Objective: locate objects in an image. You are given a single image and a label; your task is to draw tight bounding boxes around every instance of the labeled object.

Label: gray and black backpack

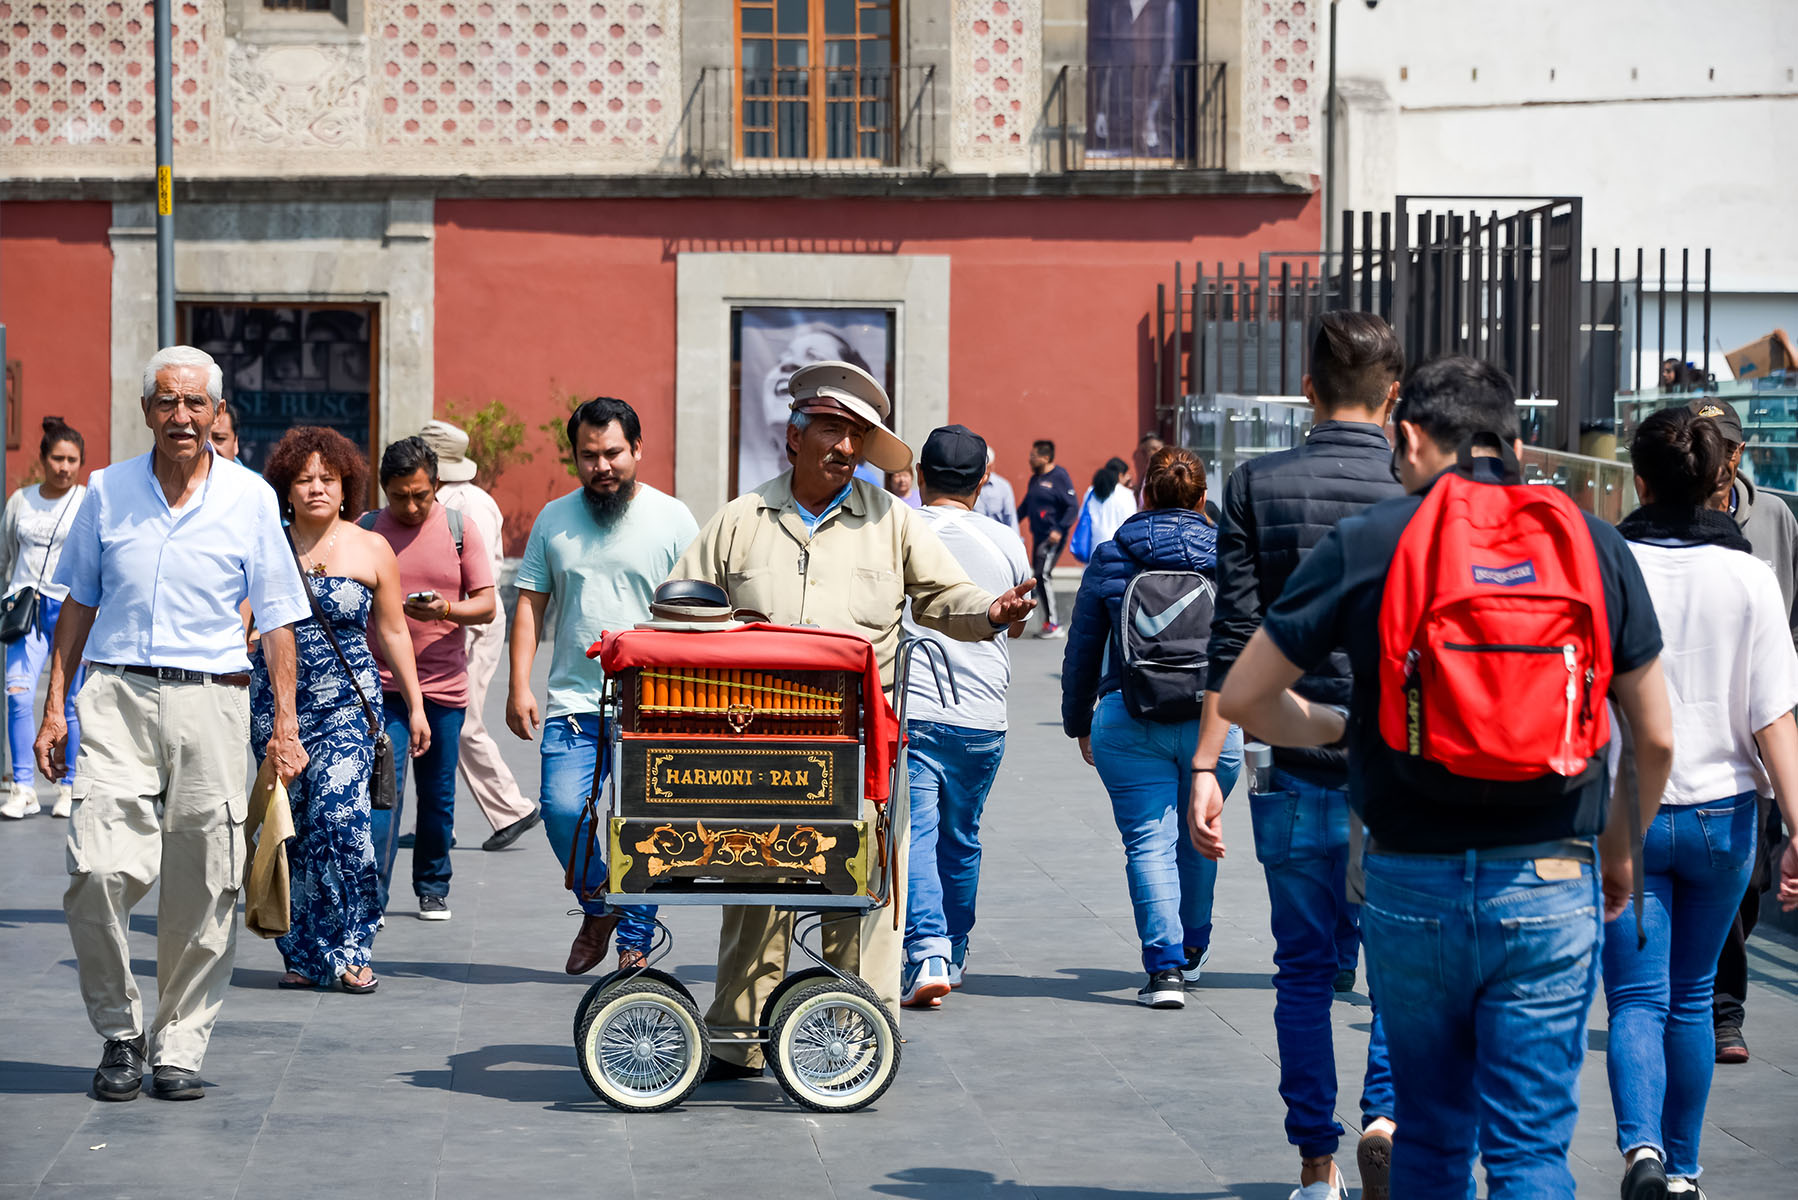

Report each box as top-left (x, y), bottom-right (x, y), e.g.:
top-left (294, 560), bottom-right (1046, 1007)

top-left (1115, 569), bottom-right (1216, 723)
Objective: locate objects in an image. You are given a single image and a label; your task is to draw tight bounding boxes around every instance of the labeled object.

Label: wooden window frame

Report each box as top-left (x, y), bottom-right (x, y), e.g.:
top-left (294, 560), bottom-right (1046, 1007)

top-left (733, 0), bottom-right (897, 167)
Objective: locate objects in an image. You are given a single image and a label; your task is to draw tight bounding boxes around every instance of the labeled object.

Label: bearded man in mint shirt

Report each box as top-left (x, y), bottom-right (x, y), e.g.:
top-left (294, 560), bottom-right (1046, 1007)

top-left (507, 396), bottom-right (699, 977)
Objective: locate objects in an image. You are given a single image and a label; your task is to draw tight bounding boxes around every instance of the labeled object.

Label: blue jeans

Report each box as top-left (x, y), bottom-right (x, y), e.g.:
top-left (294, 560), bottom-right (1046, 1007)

top-left (1603, 791), bottom-right (1758, 1179)
top-left (1249, 769), bottom-right (1395, 1157)
top-left (540, 712), bottom-right (656, 953)
top-left (7, 593), bottom-right (82, 785)
top-left (1089, 691), bottom-right (1242, 973)
top-left (370, 694), bottom-right (465, 911)
top-left (904, 720), bottom-right (1007, 964)
top-left (1363, 849), bottom-right (1603, 1200)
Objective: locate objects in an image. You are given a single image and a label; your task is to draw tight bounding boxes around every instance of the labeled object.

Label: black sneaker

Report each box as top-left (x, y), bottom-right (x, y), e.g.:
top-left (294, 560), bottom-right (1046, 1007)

top-left (1621, 1155), bottom-right (1668, 1200)
top-left (1714, 1024), bottom-right (1748, 1064)
top-left (1137, 969), bottom-right (1186, 1009)
top-left (1179, 946), bottom-right (1210, 984)
top-left (417, 895), bottom-right (451, 921)
top-left (93, 1036), bottom-right (146, 1101)
top-left (1334, 968), bottom-right (1358, 994)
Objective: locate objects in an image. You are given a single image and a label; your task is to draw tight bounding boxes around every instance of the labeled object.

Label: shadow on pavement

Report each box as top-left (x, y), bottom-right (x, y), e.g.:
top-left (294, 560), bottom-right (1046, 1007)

top-left (0, 907), bottom-right (156, 935)
top-left (0, 1060), bottom-right (91, 1095)
top-left (962, 968), bottom-right (1272, 1006)
top-left (871, 1168), bottom-right (1268, 1198)
top-left (401, 1041), bottom-right (590, 1105)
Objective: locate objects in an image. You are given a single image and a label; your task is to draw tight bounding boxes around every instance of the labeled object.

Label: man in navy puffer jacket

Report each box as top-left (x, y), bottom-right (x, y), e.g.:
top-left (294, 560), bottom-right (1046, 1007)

top-left (1060, 450), bottom-right (1243, 1009)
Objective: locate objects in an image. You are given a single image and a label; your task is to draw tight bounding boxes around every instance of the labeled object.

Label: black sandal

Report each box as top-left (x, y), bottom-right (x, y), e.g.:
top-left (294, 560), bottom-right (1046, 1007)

top-left (338, 967), bottom-right (379, 994)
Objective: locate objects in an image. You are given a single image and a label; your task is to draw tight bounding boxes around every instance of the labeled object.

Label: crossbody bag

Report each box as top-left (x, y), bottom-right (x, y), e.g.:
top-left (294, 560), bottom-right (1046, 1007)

top-left (1, 488), bottom-right (79, 644)
top-left (286, 531), bottom-right (396, 810)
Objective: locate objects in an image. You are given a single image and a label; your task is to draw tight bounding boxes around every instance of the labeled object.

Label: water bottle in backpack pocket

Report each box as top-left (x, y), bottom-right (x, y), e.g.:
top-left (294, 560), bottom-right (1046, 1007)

top-left (1116, 569), bottom-right (1216, 723)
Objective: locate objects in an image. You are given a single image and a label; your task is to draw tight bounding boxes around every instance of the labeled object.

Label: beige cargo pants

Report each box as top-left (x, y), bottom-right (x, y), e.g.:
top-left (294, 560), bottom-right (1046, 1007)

top-left (703, 785), bottom-right (908, 1068)
top-left (63, 666), bottom-right (251, 1071)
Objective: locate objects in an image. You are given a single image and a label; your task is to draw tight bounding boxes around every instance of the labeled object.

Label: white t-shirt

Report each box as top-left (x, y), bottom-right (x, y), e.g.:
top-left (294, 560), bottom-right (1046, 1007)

top-left (1628, 540), bottom-right (1798, 804)
top-left (901, 505), bottom-right (1032, 732)
top-left (1079, 485), bottom-right (1138, 552)
top-left (2, 484), bottom-right (86, 601)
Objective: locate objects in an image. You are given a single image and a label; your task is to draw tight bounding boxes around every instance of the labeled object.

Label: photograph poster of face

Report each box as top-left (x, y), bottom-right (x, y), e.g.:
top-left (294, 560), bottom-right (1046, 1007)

top-left (736, 307), bottom-right (893, 496)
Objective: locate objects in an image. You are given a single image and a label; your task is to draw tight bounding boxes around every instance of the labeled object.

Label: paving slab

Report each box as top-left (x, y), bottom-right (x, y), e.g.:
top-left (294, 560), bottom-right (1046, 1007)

top-left (3, 630), bottom-right (1797, 1198)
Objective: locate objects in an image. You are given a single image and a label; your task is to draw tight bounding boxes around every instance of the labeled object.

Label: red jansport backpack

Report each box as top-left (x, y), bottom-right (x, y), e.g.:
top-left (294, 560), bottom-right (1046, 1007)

top-left (1377, 447), bottom-right (1612, 782)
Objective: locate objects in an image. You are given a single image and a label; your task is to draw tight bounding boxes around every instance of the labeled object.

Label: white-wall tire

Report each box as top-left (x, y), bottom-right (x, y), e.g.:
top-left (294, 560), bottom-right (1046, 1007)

top-left (767, 978), bottom-right (899, 1112)
top-left (574, 980), bottom-right (707, 1112)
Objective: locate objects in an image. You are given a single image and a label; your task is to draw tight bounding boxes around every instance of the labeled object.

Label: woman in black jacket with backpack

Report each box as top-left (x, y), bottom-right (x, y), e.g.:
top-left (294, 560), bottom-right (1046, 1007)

top-left (1061, 447), bottom-right (1242, 1008)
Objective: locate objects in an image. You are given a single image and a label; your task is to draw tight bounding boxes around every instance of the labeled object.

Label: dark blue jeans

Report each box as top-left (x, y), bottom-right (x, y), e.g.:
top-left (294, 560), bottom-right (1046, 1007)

top-left (539, 712), bottom-right (656, 951)
top-left (1249, 769), bottom-right (1395, 1157)
top-left (904, 720), bottom-right (1007, 964)
top-left (1363, 848), bottom-right (1603, 1199)
top-left (1602, 791), bottom-right (1758, 1180)
top-left (370, 694), bottom-right (465, 911)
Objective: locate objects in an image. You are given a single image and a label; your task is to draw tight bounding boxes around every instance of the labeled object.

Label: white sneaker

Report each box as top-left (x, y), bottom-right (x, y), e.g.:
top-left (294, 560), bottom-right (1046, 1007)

top-left (946, 952), bottom-right (966, 989)
top-left (901, 956), bottom-right (952, 1008)
top-left (0, 783), bottom-right (39, 819)
top-left (1288, 1167), bottom-right (1344, 1200)
top-left (52, 785), bottom-right (73, 818)
top-left (1666, 1181), bottom-right (1707, 1199)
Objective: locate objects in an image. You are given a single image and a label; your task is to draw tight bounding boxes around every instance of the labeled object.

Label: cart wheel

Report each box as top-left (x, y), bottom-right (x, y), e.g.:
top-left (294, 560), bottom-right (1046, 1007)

top-left (767, 977), bottom-right (900, 1113)
top-left (575, 980), bottom-right (707, 1112)
top-left (757, 966), bottom-right (837, 1034)
top-left (574, 968), bottom-right (694, 1047)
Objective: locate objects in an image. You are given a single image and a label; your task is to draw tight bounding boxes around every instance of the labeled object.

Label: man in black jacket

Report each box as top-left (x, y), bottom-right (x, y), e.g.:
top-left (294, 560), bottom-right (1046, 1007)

top-left (1189, 312), bottom-right (1405, 1200)
top-left (1018, 439), bottom-right (1077, 637)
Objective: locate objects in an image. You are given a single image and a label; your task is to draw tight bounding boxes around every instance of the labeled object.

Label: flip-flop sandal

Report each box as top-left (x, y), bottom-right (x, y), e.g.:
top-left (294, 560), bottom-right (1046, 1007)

top-left (338, 968), bottom-right (379, 994)
top-left (278, 972), bottom-right (317, 989)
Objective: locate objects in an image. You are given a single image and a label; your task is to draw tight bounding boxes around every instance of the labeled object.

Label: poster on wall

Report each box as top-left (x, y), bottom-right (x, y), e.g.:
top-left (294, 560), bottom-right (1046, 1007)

top-left (1085, 0), bottom-right (1198, 159)
top-left (735, 307), bottom-right (894, 496)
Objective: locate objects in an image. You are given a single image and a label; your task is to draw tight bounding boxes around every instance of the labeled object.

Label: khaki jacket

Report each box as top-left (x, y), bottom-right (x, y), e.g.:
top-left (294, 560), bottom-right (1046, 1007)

top-left (672, 473), bottom-right (1000, 687)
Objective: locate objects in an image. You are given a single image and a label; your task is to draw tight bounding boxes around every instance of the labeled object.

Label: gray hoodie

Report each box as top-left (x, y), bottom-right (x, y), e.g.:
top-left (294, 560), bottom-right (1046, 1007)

top-left (1732, 471), bottom-right (1798, 649)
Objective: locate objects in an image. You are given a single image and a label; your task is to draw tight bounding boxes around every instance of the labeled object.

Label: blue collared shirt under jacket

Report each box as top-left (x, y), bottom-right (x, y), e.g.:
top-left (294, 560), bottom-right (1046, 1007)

top-left (54, 447), bottom-right (310, 674)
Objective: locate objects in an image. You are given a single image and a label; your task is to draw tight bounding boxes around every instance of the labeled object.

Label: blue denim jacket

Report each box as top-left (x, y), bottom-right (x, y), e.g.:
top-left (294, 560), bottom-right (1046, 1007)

top-left (1059, 508), bottom-right (1218, 738)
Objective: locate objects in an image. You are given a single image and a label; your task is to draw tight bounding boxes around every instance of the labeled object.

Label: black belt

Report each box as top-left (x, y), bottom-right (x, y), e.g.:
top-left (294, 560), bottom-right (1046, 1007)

top-left (1367, 837), bottom-right (1594, 864)
top-left (104, 664), bottom-right (252, 688)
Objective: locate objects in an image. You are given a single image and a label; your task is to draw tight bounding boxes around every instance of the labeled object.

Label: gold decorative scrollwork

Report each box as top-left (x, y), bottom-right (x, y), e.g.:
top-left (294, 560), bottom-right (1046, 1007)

top-left (633, 822), bottom-right (839, 878)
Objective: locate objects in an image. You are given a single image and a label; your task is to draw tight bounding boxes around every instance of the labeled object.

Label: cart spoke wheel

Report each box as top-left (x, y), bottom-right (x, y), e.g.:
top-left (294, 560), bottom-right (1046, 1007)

top-left (768, 979), bottom-right (899, 1113)
top-left (575, 980), bottom-right (707, 1112)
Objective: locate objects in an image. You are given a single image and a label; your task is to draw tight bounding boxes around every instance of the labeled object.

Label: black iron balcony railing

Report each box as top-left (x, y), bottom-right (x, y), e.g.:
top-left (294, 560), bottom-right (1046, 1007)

top-left (1048, 61), bottom-right (1228, 171)
top-left (681, 64), bottom-right (941, 175)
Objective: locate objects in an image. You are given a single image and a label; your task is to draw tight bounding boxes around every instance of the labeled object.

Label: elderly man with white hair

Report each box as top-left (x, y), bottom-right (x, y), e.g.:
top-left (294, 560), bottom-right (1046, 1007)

top-left (974, 444), bottom-right (1019, 530)
top-left (35, 346), bottom-right (310, 1103)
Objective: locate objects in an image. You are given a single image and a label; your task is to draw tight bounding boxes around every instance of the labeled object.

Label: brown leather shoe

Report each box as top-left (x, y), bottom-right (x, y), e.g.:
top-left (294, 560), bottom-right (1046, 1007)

top-left (565, 912), bottom-right (620, 975)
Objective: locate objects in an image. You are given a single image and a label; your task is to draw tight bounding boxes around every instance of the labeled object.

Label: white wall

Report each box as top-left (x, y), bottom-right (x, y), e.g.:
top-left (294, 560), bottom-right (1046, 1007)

top-left (1332, 0), bottom-right (1798, 293)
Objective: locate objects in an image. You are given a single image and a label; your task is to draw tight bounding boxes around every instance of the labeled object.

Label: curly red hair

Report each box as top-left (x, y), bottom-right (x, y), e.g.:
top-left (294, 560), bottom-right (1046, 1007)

top-left (262, 426), bottom-right (371, 519)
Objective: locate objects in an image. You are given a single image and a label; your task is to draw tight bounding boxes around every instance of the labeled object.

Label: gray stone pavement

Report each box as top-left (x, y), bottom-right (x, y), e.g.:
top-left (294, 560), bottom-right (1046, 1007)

top-left (4, 625), bottom-right (1798, 1199)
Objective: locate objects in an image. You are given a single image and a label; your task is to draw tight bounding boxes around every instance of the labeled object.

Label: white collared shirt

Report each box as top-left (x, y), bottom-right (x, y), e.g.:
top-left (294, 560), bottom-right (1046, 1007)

top-left (55, 448), bottom-right (310, 674)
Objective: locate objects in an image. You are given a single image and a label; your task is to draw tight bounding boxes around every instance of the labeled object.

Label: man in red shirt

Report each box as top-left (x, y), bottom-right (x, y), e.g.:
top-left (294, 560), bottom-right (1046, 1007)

top-left (364, 436), bottom-right (497, 922)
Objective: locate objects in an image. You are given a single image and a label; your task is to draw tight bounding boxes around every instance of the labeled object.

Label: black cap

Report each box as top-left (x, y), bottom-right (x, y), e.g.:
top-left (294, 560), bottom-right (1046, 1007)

top-left (1688, 398), bottom-right (1744, 444)
top-left (919, 424), bottom-right (988, 494)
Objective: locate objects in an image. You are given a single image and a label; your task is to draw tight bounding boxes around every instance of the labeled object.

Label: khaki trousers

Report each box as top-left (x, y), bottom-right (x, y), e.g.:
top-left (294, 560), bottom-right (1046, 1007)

top-left (704, 784), bottom-right (909, 1067)
top-left (459, 619), bottom-right (533, 832)
top-left (63, 667), bottom-right (250, 1071)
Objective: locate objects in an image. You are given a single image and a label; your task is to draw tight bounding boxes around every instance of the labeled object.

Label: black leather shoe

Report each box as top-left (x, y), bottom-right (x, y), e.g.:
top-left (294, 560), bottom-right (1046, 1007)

top-left (702, 1056), bottom-right (764, 1083)
top-left (150, 1065), bottom-right (204, 1101)
top-left (93, 1037), bottom-right (146, 1101)
top-left (482, 806), bottom-right (542, 852)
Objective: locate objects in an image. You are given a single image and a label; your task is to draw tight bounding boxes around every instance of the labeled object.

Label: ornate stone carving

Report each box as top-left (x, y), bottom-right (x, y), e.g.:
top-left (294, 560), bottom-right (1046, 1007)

top-left (953, 0), bottom-right (1041, 167)
top-left (225, 39), bottom-right (370, 149)
top-left (1239, 0), bottom-right (1317, 170)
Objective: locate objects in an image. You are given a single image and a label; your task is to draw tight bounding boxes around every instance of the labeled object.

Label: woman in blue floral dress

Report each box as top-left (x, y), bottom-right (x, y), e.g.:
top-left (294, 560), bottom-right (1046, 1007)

top-left (254, 428), bottom-right (430, 993)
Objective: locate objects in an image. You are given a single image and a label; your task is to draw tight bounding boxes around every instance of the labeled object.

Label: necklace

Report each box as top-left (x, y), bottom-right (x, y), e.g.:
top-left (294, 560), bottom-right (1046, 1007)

top-left (297, 524), bottom-right (340, 578)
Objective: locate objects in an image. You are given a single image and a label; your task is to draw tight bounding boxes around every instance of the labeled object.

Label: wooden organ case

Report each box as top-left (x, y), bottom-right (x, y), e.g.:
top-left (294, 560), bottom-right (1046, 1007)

top-left (607, 661), bottom-right (872, 898)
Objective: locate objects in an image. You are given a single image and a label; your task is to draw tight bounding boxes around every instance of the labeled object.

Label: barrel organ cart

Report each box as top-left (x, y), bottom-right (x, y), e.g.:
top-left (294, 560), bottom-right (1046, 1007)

top-left (569, 622), bottom-right (910, 1113)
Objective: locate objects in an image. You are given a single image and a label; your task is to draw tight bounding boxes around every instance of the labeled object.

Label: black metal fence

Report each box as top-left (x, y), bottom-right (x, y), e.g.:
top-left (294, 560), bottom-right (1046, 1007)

top-left (1045, 61), bottom-right (1228, 172)
top-left (1156, 196), bottom-right (1716, 453)
top-left (679, 65), bottom-right (941, 175)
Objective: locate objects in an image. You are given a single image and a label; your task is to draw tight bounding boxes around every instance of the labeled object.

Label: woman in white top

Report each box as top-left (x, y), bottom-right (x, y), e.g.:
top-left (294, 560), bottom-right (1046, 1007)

top-left (1072, 456), bottom-right (1139, 560)
top-left (0, 418), bottom-right (88, 820)
top-left (1605, 407), bottom-right (1798, 1200)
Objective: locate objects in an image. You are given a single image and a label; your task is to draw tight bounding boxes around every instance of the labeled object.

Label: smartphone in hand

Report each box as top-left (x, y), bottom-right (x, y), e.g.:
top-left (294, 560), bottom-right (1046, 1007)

top-left (406, 590), bottom-right (440, 605)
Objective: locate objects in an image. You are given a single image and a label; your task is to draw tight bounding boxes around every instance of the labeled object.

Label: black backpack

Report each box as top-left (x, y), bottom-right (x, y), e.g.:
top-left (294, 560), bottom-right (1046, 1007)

top-left (1115, 569), bottom-right (1216, 722)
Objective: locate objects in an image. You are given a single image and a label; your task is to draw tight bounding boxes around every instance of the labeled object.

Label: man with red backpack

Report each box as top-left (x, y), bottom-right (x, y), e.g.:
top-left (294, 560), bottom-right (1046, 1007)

top-left (1218, 356), bottom-right (1676, 1199)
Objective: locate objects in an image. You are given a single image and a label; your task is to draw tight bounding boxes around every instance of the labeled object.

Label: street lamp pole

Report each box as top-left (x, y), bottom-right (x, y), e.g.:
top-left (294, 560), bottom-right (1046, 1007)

top-left (1323, 0), bottom-right (1340, 270)
top-left (153, 0), bottom-right (174, 348)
